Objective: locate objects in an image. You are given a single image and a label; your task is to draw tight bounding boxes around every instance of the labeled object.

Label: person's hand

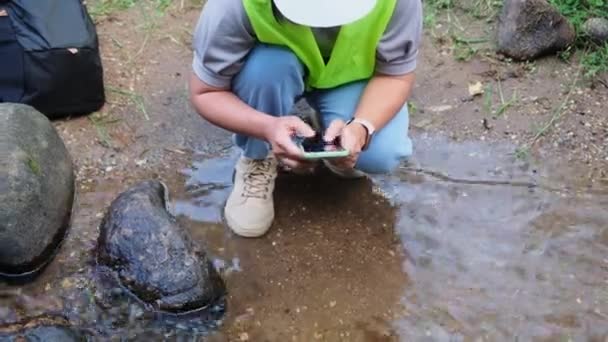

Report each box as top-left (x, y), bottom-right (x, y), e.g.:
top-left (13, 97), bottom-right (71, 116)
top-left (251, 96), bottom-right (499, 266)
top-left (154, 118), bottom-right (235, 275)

top-left (264, 116), bottom-right (315, 170)
top-left (323, 119), bottom-right (367, 170)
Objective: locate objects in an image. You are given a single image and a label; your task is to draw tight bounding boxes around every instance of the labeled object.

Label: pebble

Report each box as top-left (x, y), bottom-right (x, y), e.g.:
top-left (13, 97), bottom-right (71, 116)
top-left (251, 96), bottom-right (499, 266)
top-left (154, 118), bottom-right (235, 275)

top-left (583, 17), bottom-right (608, 44)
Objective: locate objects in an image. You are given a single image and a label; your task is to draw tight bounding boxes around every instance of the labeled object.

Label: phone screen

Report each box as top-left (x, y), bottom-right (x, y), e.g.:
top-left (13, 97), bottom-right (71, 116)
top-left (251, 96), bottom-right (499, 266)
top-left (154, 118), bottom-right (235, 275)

top-left (300, 134), bottom-right (344, 153)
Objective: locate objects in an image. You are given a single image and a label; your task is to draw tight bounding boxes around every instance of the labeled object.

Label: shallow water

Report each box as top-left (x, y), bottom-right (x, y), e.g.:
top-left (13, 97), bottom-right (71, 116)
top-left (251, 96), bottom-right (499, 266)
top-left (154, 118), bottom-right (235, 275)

top-left (380, 135), bottom-right (608, 341)
top-left (1, 134), bottom-right (607, 341)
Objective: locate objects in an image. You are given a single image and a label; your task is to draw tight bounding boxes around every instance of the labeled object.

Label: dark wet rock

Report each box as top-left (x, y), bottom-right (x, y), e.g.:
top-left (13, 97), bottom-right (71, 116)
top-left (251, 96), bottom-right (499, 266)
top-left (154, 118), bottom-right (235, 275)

top-left (97, 180), bottom-right (226, 313)
top-left (583, 17), bottom-right (608, 44)
top-left (0, 103), bottom-right (75, 278)
top-left (0, 317), bottom-right (86, 342)
top-left (0, 326), bottom-right (85, 342)
top-left (497, 0), bottom-right (576, 60)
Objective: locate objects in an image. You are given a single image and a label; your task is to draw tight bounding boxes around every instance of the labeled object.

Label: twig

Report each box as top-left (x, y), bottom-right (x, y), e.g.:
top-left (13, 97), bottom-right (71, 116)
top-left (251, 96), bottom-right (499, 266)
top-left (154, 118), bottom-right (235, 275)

top-left (165, 147), bottom-right (187, 155)
top-left (110, 37), bottom-right (123, 49)
top-left (530, 67), bottom-right (582, 146)
top-left (107, 86), bottom-right (149, 121)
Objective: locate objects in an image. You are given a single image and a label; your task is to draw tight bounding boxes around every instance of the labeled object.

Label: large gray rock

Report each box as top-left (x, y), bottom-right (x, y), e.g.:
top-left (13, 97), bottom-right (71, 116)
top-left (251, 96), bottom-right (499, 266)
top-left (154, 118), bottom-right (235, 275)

top-left (497, 0), bottom-right (576, 60)
top-left (0, 103), bottom-right (74, 278)
top-left (583, 17), bottom-right (608, 44)
top-left (97, 180), bottom-right (226, 314)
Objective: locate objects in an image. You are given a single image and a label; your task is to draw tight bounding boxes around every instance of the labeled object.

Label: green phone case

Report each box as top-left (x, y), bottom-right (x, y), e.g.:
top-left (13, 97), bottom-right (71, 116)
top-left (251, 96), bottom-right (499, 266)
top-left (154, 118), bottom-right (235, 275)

top-left (302, 149), bottom-right (350, 160)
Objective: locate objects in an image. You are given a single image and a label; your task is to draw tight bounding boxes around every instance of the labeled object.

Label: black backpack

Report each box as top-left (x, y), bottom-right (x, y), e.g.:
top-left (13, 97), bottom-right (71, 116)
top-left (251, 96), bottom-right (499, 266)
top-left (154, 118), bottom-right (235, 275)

top-left (0, 0), bottom-right (105, 119)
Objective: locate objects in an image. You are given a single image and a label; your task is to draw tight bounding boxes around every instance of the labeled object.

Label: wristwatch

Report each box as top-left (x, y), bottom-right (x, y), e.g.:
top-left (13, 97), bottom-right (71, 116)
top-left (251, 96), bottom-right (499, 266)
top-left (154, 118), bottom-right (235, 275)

top-left (346, 118), bottom-right (375, 151)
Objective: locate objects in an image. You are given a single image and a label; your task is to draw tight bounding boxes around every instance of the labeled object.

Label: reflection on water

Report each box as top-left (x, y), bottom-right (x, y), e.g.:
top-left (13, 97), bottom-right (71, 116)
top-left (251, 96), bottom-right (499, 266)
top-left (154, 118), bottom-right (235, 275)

top-left (377, 135), bottom-right (608, 341)
top-left (173, 152), bottom-right (239, 224)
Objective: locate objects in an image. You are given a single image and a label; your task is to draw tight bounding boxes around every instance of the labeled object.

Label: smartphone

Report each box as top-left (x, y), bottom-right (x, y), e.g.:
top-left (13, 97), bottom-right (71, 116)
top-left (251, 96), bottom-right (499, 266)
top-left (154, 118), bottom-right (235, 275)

top-left (294, 133), bottom-right (349, 160)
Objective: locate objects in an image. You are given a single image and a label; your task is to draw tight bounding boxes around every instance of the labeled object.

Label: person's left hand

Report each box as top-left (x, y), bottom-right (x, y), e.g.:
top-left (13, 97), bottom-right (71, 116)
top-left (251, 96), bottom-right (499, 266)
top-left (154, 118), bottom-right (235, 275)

top-left (323, 119), bottom-right (368, 170)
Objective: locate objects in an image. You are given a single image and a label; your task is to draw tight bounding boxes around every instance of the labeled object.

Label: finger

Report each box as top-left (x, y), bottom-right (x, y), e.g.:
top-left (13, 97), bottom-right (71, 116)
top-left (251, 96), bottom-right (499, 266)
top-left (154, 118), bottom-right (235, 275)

top-left (280, 157), bottom-right (305, 169)
top-left (290, 117), bottom-right (315, 138)
top-left (276, 135), bottom-right (305, 160)
top-left (324, 119), bottom-right (346, 142)
top-left (339, 130), bottom-right (357, 153)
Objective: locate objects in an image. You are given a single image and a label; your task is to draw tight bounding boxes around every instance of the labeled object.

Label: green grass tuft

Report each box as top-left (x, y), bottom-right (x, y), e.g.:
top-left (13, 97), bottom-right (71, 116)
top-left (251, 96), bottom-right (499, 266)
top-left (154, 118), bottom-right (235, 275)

top-left (87, 0), bottom-right (177, 21)
top-left (581, 42), bottom-right (608, 79)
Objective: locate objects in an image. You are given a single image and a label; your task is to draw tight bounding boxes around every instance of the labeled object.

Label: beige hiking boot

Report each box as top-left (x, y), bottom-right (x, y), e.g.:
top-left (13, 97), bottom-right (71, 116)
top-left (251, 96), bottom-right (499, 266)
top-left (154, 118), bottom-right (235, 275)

top-left (224, 155), bottom-right (278, 237)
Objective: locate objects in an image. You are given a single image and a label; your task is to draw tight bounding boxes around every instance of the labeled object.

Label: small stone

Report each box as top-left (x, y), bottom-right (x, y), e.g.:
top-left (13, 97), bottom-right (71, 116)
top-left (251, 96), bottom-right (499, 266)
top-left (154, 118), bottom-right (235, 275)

top-left (329, 301), bottom-right (337, 308)
top-left (239, 332), bottom-right (250, 341)
top-left (583, 17), bottom-right (608, 44)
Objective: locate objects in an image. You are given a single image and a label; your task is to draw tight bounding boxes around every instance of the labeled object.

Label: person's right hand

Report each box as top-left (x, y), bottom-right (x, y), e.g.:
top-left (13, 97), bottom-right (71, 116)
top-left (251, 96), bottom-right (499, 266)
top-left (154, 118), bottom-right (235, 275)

top-left (264, 116), bottom-right (315, 170)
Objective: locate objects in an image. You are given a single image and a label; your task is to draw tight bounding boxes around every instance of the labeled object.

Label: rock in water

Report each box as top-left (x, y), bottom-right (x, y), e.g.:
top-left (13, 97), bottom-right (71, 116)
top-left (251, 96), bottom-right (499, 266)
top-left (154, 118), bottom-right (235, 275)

top-left (97, 180), bottom-right (226, 313)
top-left (0, 324), bottom-right (88, 342)
top-left (0, 103), bottom-right (75, 278)
top-left (583, 17), bottom-right (608, 44)
top-left (0, 317), bottom-right (86, 342)
top-left (497, 0), bottom-right (575, 60)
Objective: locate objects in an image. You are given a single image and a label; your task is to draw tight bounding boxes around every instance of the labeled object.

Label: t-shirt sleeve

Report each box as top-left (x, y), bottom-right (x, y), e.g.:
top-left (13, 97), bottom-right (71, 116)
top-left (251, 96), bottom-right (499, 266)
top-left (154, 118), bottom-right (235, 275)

top-left (191, 0), bottom-right (255, 89)
top-left (375, 0), bottom-right (423, 76)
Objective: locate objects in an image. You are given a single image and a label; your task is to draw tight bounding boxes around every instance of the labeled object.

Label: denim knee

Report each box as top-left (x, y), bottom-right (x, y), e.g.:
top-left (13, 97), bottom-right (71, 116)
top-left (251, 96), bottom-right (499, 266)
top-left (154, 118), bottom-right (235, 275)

top-left (232, 44), bottom-right (305, 104)
top-left (356, 144), bottom-right (410, 174)
top-left (355, 107), bottom-right (412, 174)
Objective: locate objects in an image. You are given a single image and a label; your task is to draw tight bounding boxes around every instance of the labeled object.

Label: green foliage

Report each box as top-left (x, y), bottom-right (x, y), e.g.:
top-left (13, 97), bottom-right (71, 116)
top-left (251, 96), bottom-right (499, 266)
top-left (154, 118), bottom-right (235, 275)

top-left (549, 0), bottom-right (608, 79)
top-left (87, 0), bottom-right (175, 20)
top-left (88, 0), bottom-right (137, 19)
top-left (549, 0), bottom-right (608, 36)
top-left (423, 0), bottom-right (453, 27)
top-left (471, 0), bottom-right (502, 20)
top-left (580, 43), bottom-right (608, 78)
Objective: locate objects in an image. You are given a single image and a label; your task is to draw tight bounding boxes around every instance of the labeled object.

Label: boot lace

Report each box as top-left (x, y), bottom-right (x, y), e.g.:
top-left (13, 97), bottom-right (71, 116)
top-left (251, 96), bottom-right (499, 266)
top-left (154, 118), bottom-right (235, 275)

top-left (242, 159), bottom-right (274, 199)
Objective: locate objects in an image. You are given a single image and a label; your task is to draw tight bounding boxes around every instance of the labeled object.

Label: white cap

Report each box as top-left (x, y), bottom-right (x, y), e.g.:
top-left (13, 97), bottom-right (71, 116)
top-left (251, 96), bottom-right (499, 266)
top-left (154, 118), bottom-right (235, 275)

top-left (273, 0), bottom-right (377, 28)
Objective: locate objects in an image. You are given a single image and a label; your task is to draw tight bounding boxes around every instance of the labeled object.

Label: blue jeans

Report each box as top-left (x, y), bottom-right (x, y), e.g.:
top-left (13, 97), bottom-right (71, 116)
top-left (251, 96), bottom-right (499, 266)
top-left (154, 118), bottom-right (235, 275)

top-left (232, 44), bottom-right (413, 174)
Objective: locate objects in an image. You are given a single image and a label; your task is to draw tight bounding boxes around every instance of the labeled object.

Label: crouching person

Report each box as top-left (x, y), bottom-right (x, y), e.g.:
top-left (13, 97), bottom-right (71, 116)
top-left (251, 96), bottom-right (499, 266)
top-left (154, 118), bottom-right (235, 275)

top-left (189, 0), bottom-right (422, 237)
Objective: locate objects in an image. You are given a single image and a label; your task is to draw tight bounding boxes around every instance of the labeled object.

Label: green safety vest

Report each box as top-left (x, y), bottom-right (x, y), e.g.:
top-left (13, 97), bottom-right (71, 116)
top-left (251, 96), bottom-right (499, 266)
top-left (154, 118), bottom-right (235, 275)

top-left (242, 0), bottom-right (398, 90)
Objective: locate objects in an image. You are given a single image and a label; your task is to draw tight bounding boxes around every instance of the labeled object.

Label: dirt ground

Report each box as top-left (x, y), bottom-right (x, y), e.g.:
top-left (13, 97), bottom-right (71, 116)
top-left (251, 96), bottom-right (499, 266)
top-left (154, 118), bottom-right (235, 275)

top-left (1, 1), bottom-right (607, 341)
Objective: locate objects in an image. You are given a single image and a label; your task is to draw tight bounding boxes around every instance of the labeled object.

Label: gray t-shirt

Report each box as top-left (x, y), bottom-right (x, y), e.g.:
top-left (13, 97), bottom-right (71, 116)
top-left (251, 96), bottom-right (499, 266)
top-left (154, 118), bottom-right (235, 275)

top-left (192, 0), bottom-right (423, 88)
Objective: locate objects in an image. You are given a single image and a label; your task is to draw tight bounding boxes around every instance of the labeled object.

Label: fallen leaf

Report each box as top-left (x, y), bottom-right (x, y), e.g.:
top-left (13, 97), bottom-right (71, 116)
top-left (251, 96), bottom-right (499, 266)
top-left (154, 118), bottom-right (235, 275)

top-left (468, 81), bottom-right (484, 97)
